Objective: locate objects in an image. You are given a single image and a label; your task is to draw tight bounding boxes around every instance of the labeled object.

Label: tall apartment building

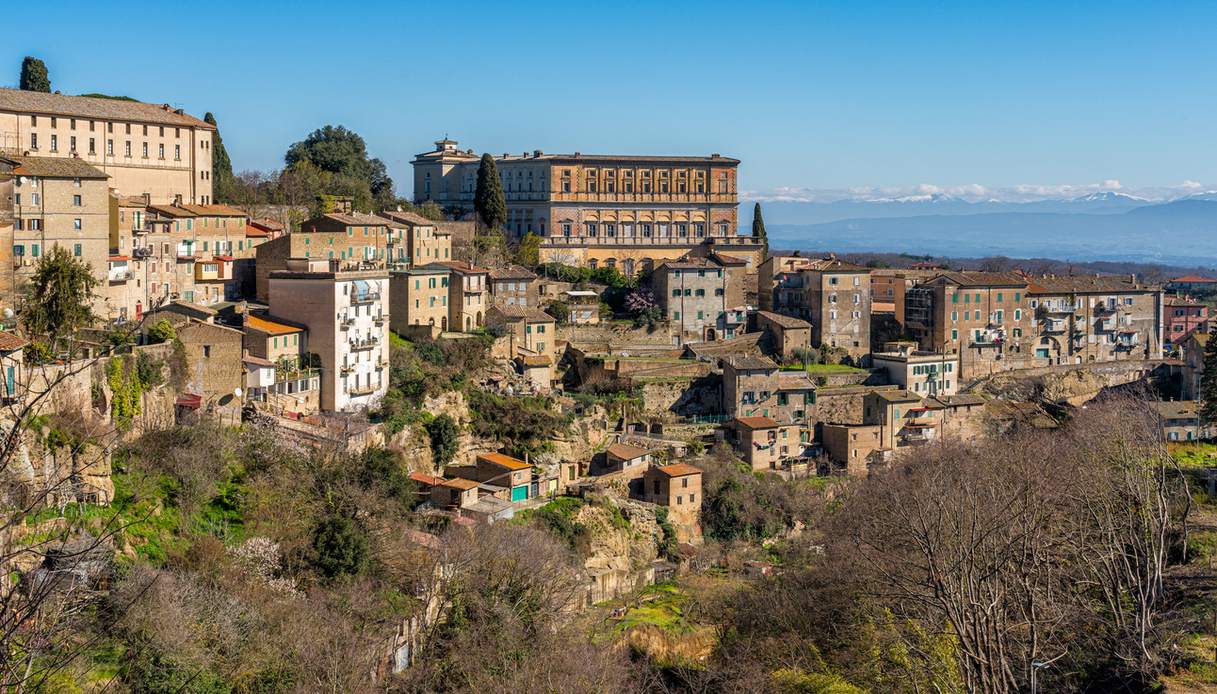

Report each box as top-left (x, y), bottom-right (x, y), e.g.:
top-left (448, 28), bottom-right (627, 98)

top-left (905, 272), bottom-right (1035, 380)
top-left (0, 156), bottom-right (110, 311)
top-left (411, 138), bottom-right (763, 273)
top-left (1025, 275), bottom-right (1163, 364)
top-left (652, 251), bottom-right (748, 344)
top-left (267, 259), bottom-right (389, 412)
top-left (800, 258), bottom-right (872, 358)
top-left (0, 88), bottom-right (214, 205)
top-left (254, 212), bottom-right (393, 301)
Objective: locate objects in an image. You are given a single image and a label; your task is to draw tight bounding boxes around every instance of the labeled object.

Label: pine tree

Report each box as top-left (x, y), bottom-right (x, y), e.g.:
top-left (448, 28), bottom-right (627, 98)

top-left (204, 112), bottom-right (234, 202)
top-left (1200, 334), bottom-right (1217, 425)
top-left (474, 153), bottom-right (507, 231)
top-left (19, 57), bottom-right (51, 93)
top-left (752, 202), bottom-right (767, 239)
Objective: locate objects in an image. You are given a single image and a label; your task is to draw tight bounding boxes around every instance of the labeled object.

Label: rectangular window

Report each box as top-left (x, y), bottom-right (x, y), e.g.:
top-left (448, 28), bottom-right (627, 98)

top-left (73, 244), bottom-right (81, 257)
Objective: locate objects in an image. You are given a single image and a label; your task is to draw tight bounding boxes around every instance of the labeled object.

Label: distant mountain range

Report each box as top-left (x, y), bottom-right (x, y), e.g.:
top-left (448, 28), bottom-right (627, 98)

top-left (752, 194), bottom-right (1217, 268)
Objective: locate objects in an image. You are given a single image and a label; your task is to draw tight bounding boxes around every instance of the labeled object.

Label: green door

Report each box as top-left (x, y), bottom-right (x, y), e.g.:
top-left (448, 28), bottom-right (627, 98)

top-left (511, 485), bottom-right (528, 502)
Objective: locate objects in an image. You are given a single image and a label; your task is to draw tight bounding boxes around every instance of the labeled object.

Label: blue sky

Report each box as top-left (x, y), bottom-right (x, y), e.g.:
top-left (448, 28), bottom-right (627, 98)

top-left (5, 1), bottom-right (1216, 201)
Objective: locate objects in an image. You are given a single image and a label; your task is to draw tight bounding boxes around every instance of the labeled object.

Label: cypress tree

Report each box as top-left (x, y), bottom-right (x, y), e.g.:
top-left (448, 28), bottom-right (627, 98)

top-left (19, 57), bottom-right (51, 93)
top-left (1200, 334), bottom-right (1217, 425)
top-left (752, 202), bottom-right (767, 239)
top-left (474, 153), bottom-right (507, 231)
top-left (204, 112), bottom-right (234, 201)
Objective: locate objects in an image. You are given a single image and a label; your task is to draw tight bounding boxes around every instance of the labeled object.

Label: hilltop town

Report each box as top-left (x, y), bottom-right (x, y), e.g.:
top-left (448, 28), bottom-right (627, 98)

top-left (0, 78), bottom-right (1214, 692)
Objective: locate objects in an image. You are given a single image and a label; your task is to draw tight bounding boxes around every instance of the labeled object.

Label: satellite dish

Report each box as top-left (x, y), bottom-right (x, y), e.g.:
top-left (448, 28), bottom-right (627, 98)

top-left (233, 387), bottom-right (243, 398)
top-left (2, 308), bottom-right (12, 319)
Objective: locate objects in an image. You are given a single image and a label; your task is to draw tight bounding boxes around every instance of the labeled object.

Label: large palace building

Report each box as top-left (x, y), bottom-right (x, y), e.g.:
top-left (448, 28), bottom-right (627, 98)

top-left (0, 88), bottom-right (215, 205)
top-left (411, 138), bottom-right (763, 275)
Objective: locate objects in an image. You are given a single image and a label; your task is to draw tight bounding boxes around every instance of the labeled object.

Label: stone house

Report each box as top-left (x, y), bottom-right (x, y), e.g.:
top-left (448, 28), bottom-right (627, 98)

top-left (486, 305), bottom-right (557, 362)
top-left (821, 423), bottom-right (885, 476)
top-left (439, 261), bottom-right (488, 332)
top-left (721, 354), bottom-right (816, 426)
top-left (605, 442), bottom-right (653, 478)
top-left (175, 318), bottom-right (244, 412)
top-left (430, 477), bottom-right (479, 509)
top-left (635, 463), bottom-right (703, 543)
top-left (451, 452), bottom-right (534, 503)
top-left (390, 264), bottom-right (451, 338)
top-left (727, 416), bottom-right (810, 471)
top-left (754, 310), bottom-right (812, 361)
top-left (488, 265), bottom-right (538, 307)
top-left (652, 251), bottom-right (748, 344)
top-left (1152, 400), bottom-right (1210, 442)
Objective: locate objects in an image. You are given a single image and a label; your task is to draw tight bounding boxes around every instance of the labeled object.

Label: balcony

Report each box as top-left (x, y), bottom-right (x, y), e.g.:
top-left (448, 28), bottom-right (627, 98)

top-left (372, 314), bottom-right (386, 325)
top-left (349, 336), bottom-right (380, 351)
top-left (349, 383), bottom-right (379, 396)
top-left (1097, 318), bottom-right (1116, 332)
top-left (176, 244), bottom-right (197, 261)
top-left (1042, 319), bottom-right (1067, 333)
top-left (350, 291), bottom-right (381, 304)
top-left (108, 269), bottom-right (132, 283)
top-left (340, 364), bottom-right (354, 375)
top-left (132, 246), bottom-right (153, 259)
top-left (1094, 303), bottom-right (1117, 315)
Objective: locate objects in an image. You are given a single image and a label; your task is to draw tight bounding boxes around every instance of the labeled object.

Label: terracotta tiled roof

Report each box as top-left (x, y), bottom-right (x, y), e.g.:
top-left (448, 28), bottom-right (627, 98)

top-left (756, 311), bottom-right (811, 330)
top-left (1150, 400), bottom-right (1199, 420)
top-left (489, 265), bottom-right (538, 281)
top-left (0, 332), bottom-right (28, 351)
top-left (437, 260), bottom-right (488, 274)
top-left (656, 463), bottom-right (702, 478)
top-left (926, 271), bottom-right (1028, 288)
top-left (872, 389), bottom-right (922, 404)
top-left (0, 88), bottom-right (213, 129)
top-left (245, 313), bottom-right (304, 336)
top-left (1, 154), bottom-right (108, 179)
top-left (1170, 276), bottom-right (1217, 283)
top-left (408, 471), bottom-right (445, 487)
top-left (244, 224), bottom-right (270, 238)
top-left (490, 305), bottom-right (554, 324)
top-left (733, 416), bottom-right (780, 430)
top-left (477, 452), bottom-right (530, 471)
top-left (1027, 275), bottom-right (1158, 295)
top-left (147, 203), bottom-right (246, 218)
top-left (377, 210), bottom-right (436, 226)
top-left (722, 354), bottom-right (779, 371)
top-left (439, 477), bottom-right (480, 490)
top-left (606, 443), bottom-right (650, 460)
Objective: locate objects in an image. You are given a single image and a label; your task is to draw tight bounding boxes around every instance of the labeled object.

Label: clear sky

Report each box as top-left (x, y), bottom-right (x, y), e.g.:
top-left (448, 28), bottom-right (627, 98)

top-left (5, 0), bottom-right (1216, 201)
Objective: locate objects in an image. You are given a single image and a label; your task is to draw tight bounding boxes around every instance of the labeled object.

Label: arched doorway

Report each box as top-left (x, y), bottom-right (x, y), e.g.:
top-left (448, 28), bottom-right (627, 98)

top-left (622, 258), bottom-right (635, 276)
top-left (705, 328), bottom-right (717, 341)
top-left (442, 316), bottom-right (448, 331)
top-left (587, 259), bottom-right (598, 269)
top-left (476, 311), bottom-right (483, 327)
